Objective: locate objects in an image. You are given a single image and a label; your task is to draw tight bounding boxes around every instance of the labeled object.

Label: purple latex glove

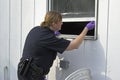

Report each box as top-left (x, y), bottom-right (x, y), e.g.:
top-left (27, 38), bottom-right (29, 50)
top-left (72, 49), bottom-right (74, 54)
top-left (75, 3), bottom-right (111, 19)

top-left (86, 21), bottom-right (95, 30)
top-left (54, 31), bottom-right (61, 36)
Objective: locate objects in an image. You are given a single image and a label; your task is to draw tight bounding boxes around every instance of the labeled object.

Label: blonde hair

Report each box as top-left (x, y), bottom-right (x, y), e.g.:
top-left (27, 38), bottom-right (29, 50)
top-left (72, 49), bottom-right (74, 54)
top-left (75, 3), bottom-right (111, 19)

top-left (40, 11), bottom-right (62, 28)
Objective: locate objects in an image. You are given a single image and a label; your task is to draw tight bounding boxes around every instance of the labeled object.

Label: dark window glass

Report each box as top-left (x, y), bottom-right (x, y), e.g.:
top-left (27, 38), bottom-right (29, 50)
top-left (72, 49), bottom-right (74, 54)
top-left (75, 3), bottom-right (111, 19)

top-left (59, 22), bottom-right (94, 36)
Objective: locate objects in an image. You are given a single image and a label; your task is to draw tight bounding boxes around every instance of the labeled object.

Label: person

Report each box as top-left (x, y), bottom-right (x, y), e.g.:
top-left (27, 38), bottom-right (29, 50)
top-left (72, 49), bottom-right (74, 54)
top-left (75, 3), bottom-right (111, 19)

top-left (17, 11), bottom-right (95, 80)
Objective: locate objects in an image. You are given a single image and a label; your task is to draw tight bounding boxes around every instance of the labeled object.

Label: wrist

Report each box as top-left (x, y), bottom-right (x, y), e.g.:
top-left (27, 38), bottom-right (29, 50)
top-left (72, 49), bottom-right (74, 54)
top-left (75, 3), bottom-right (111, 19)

top-left (84, 27), bottom-right (89, 31)
top-left (80, 27), bottom-right (88, 36)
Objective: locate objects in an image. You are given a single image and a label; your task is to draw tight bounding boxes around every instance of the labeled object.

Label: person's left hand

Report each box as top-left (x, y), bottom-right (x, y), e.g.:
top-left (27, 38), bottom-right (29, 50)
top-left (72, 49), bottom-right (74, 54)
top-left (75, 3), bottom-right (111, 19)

top-left (54, 31), bottom-right (61, 36)
top-left (86, 21), bottom-right (95, 30)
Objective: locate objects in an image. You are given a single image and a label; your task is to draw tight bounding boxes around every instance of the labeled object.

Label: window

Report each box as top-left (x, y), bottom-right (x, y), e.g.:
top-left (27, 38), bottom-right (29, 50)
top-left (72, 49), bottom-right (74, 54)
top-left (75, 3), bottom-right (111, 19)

top-left (48, 0), bottom-right (98, 39)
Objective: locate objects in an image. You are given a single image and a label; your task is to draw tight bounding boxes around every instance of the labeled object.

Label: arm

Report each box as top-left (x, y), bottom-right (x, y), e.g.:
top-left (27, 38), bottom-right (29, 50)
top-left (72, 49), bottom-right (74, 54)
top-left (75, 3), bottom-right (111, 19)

top-left (66, 21), bottom-right (95, 50)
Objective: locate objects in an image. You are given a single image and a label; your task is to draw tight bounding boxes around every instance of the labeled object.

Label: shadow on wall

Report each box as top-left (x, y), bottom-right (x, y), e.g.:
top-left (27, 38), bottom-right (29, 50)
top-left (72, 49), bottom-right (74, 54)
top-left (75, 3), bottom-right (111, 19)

top-left (83, 40), bottom-right (111, 80)
top-left (55, 38), bottom-right (111, 80)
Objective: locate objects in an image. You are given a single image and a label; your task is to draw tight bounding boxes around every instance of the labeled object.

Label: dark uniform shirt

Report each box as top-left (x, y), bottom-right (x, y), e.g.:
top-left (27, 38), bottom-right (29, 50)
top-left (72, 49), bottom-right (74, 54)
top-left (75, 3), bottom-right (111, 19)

top-left (22, 26), bottom-right (70, 73)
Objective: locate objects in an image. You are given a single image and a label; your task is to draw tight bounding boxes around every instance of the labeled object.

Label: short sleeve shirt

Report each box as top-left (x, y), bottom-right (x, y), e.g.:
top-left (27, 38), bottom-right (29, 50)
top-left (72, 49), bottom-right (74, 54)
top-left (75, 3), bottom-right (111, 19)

top-left (22, 26), bottom-right (70, 69)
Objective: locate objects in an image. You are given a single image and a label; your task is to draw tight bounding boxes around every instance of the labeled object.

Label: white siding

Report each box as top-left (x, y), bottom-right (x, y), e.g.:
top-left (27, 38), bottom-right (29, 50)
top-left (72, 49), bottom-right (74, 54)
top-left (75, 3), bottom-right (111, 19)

top-left (107, 0), bottom-right (120, 80)
top-left (0, 0), bottom-right (10, 80)
top-left (0, 0), bottom-right (46, 80)
top-left (9, 0), bottom-right (22, 80)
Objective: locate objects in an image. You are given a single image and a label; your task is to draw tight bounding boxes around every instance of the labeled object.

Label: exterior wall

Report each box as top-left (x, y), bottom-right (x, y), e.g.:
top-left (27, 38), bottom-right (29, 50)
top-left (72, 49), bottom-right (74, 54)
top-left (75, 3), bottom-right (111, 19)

top-left (0, 0), bottom-right (120, 80)
top-left (9, 0), bottom-right (22, 80)
top-left (0, 0), bottom-right (10, 80)
top-left (0, 0), bottom-right (46, 80)
top-left (107, 0), bottom-right (120, 80)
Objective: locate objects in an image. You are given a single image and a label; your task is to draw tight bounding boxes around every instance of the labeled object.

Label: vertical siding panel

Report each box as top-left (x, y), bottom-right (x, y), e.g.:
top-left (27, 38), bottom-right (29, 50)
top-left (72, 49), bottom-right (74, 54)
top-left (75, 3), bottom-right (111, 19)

top-left (34, 0), bottom-right (46, 26)
top-left (107, 0), bottom-right (120, 80)
top-left (0, 0), bottom-right (10, 80)
top-left (9, 0), bottom-right (22, 80)
top-left (21, 0), bottom-right (35, 50)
